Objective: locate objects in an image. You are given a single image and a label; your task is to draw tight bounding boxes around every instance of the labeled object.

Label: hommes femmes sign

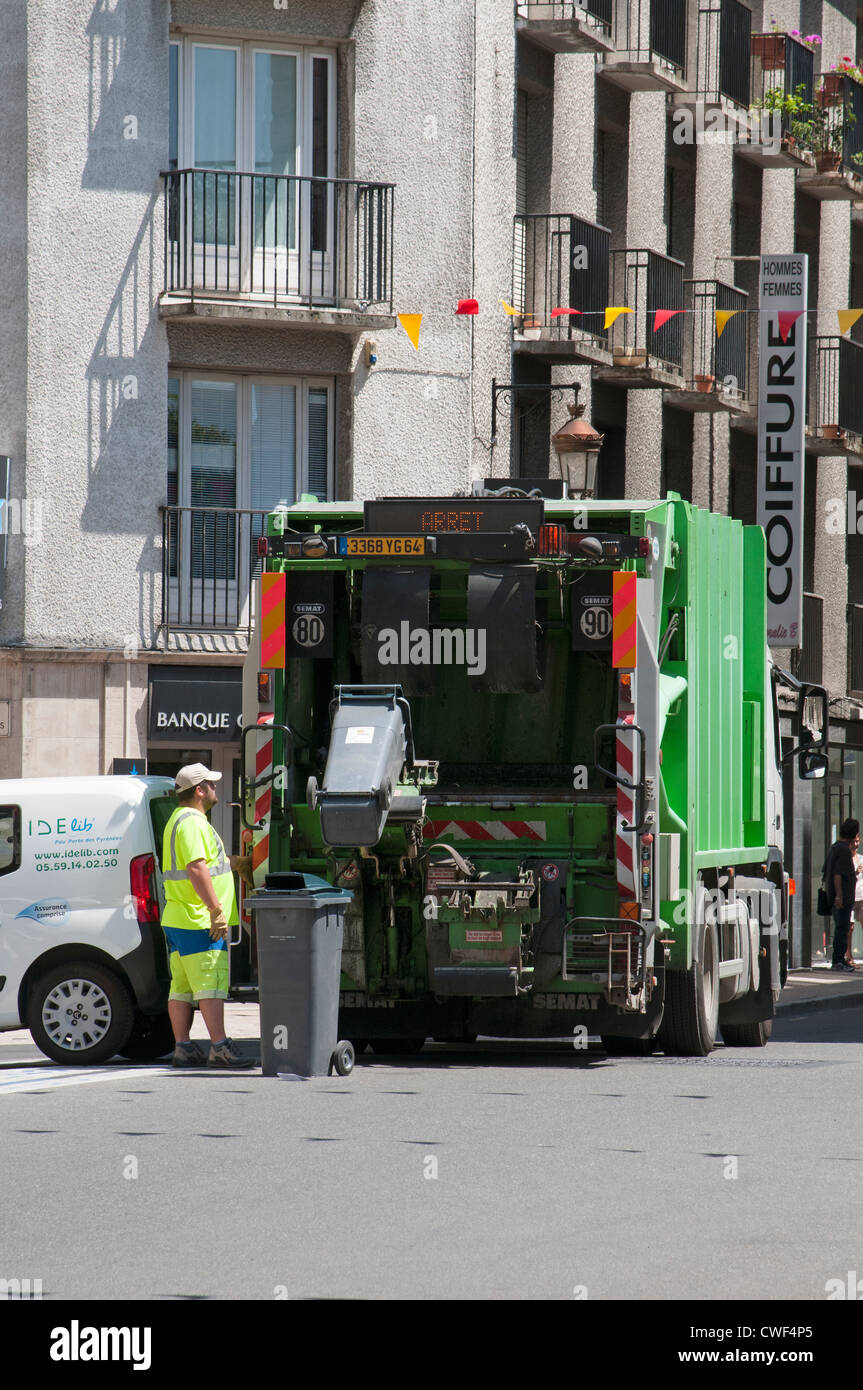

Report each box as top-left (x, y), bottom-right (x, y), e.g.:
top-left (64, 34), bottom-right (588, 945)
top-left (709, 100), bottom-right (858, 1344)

top-left (757, 253), bottom-right (808, 648)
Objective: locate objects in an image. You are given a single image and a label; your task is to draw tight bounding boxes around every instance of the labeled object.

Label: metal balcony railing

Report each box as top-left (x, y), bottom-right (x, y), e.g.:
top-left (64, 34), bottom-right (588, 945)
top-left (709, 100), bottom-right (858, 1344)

top-left (608, 248), bottom-right (684, 366)
top-left (162, 170), bottom-right (395, 312)
top-left (512, 214), bottom-right (610, 341)
top-left (808, 336), bottom-right (863, 438)
top-left (515, 0), bottom-right (613, 31)
top-left (683, 279), bottom-right (748, 394)
top-left (790, 593), bottom-right (823, 685)
top-left (749, 32), bottom-right (814, 146)
top-left (614, 0), bottom-right (688, 71)
top-left (161, 506), bottom-right (270, 642)
top-left (849, 604), bottom-right (863, 695)
top-left (812, 73), bottom-right (863, 175)
top-left (696, 0), bottom-right (751, 105)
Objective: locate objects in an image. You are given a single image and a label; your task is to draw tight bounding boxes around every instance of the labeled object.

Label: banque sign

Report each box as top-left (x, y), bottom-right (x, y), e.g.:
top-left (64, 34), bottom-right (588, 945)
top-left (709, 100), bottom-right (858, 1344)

top-left (757, 253), bottom-right (808, 648)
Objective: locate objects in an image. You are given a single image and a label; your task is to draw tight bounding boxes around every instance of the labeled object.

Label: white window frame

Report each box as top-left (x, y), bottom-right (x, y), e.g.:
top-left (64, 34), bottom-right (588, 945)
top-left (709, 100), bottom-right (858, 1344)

top-left (167, 371), bottom-right (334, 628)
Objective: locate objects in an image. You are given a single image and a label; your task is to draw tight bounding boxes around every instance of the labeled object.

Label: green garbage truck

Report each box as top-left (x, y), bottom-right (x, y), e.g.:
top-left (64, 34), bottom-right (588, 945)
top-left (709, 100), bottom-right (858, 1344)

top-left (236, 491), bottom-right (827, 1057)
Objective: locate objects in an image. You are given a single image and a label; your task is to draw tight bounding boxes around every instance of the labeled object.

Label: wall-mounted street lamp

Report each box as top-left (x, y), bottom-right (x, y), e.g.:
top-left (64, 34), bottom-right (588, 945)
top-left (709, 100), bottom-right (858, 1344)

top-left (552, 402), bottom-right (604, 499)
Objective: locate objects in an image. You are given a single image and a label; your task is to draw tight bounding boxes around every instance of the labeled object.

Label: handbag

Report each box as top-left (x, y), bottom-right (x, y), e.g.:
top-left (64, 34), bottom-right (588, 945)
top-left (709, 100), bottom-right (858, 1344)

top-left (818, 849), bottom-right (834, 917)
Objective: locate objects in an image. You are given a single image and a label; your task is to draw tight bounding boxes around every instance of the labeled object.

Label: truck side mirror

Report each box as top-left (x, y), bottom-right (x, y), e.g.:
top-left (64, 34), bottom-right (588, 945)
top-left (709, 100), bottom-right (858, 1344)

top-left (798, 750), bottom-right (828, 780)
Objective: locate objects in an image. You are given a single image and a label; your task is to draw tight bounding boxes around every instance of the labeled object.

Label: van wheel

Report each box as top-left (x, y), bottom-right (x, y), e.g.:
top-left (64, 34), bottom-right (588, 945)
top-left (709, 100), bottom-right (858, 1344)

top-left (119, 1010), bottom-right (175, 1062)
top-left (27, 962), bottom-right (134, 1066)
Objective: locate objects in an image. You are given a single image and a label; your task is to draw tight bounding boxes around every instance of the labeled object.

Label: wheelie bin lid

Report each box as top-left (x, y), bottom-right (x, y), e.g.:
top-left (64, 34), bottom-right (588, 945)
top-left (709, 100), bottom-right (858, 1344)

top-left (249, 871), bottom-right (352, 901)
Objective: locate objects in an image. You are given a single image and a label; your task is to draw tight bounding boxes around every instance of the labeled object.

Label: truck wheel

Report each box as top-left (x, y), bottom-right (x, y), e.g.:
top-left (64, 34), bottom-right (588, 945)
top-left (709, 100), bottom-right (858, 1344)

top-left (118, 1011), bottom-right (175, 1062)
top-left (721, 1018), bottom-right (773, 1048)
top-left (27, 962), bottom-right (134, 1066)
top-left (601, 1036), bottom-right (655, 1056)
top-left (368, 1037), bottom-right (426, 1055)
top-left (658, 919), bottom-right (719, 1057)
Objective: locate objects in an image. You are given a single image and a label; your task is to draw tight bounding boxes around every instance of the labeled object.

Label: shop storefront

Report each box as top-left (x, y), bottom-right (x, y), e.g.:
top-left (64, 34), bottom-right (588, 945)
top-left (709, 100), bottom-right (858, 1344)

top-left (147, 665), bottom-right (243, 854)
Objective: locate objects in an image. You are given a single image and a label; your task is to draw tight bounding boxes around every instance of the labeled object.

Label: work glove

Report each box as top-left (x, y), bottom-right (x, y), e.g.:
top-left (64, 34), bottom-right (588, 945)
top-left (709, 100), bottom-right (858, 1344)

top-left (208, 906), bottom-right (228, 941)
top-left (230, 854), bottom-right (255, 889)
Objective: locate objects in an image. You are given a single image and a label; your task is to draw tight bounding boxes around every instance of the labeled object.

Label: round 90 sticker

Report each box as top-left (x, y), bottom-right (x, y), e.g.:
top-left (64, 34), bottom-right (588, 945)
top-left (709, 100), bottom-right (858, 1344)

top-left (579, 606), bottom-right (612, 641)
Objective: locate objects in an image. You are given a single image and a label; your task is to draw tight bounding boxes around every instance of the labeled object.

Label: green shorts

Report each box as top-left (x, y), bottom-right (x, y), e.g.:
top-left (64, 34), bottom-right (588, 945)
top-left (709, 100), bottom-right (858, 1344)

top-left (168, 941), bottom-right (229, 1003)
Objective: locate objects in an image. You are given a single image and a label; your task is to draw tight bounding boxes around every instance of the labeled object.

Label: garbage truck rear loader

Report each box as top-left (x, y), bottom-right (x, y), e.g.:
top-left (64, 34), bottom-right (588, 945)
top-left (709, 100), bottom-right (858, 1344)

top-left (238, 493), bottom-right (827, 1056)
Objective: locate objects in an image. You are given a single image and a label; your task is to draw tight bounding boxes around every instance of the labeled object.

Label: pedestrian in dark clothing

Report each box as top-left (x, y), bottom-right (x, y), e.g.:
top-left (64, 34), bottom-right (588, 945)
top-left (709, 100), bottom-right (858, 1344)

top-left (825, 819), bottom-right (861, 972)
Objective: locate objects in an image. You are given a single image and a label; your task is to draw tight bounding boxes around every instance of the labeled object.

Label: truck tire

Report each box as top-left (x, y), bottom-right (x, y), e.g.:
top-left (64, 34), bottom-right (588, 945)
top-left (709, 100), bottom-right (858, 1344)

top-left (658, 919), bottom-right (719, 1057)
top-left (118, 1010), bottom-right (175, 1062)
top-left (721, 1018), bottom-right (773, 1048)
top-left (27, 961), bottom-right (135, 1066)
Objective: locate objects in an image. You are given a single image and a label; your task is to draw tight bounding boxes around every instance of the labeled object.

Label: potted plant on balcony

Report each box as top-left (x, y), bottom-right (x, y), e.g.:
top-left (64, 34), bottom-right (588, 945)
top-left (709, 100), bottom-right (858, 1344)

top-left (801, 96), bottom-right (850, 170)
top-left (750, 84), bottom-right (813, 151)
top-left (751, 33), bottom-right (786, 70)
top-left (694, 373), bottom-right (715, 392)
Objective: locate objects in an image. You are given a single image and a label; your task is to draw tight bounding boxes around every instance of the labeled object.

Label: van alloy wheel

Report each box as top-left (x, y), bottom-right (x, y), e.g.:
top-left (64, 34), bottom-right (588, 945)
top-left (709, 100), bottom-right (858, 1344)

top-left (42, 978), bottom-right (113, 1052)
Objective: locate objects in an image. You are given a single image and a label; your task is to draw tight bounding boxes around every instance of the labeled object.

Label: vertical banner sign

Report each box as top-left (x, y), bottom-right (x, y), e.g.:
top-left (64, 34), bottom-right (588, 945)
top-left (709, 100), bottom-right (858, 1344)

top-left (757, 254), bottom-right (808, 647)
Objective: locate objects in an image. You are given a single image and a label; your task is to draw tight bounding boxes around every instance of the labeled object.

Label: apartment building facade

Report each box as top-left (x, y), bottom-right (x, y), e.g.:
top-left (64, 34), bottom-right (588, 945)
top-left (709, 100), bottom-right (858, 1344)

top-left (0, 0), bottom-right (860, 963)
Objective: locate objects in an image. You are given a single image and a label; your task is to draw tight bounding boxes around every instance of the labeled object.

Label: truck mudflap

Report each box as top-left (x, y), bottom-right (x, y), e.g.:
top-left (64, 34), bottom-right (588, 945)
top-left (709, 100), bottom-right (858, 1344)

top-left (563, 916), bottom-right (653, 1012)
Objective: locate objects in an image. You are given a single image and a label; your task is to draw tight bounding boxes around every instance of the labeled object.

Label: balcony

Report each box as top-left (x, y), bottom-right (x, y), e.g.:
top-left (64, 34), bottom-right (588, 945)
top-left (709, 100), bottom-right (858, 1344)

top-left (790, 594), bottom-right (823, 685)
top-left (600, 0), bottom-right (688, 92)
top-left (675, 0), bottom-right (751, 116)
top-left (798, 74), bottom-right (863, 201)
top-left (515, 0), bottom-right (614, 53)
top-left (592, 248), bottom-right (686, 387)
top-left (664, 279), bottom-right (752, 412)
top-left (160, 506), bottom-right (268, 645)
top-left (160, 170), bottom-right (396, 330)
top-left (737, 32), bottom-right (815, 169)
top-left (806, 336), bottom-right (863, 458)
top-left (511, 214), bottom-right (613, 365)
top-left (849, 604), bottom-right (863, 696)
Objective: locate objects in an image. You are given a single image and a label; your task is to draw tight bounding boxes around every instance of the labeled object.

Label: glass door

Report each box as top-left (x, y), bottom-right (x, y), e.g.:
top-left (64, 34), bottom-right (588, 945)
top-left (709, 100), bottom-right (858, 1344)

top-left (190, 45), bottom-right (240, 292)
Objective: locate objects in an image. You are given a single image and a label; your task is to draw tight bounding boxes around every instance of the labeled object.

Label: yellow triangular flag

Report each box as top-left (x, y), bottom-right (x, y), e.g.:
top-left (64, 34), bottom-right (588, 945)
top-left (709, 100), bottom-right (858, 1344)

top-left (500, 299), bottom-right (519, 316)
top-left (604, 306), bottom-right (632, 330)
top-left (397, 313), bottom-right (422, 350)
top-left (715, 309), bottom-right (739, 339)
top-left (838, 309), bottom-right (863, 337)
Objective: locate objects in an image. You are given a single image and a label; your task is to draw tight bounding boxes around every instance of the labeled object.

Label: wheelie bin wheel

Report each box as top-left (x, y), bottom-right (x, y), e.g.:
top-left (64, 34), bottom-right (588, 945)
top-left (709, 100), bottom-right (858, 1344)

top-left (330, 1040), bottom-right (355, 1077)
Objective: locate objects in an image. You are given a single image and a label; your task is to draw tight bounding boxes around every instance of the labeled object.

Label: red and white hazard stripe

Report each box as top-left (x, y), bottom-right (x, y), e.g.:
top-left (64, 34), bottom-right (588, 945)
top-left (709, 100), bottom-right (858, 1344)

top-left (423, 820), bottom-right (546, 842)
top-left (251, 713), bottom-right (274, 884)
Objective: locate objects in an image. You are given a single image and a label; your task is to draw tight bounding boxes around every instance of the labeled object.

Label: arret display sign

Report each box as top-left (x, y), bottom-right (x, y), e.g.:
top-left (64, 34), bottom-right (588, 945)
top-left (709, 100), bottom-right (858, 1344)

top-left (757, 254), bottom-right (808, 647)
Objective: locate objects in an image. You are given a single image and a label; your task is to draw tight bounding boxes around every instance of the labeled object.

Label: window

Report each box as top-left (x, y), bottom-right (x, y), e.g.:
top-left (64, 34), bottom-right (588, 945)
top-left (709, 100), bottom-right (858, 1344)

top-left (0, 807), bottom-right (20, 876)
top-left (165, 374), bottom-right (333, 624)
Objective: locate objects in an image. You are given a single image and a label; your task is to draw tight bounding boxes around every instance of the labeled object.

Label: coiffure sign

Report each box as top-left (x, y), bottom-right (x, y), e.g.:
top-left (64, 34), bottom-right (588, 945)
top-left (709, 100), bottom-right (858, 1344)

top-left (148, 667), bottom-right (242, 743)
top-left (757, 254), bottom-right (808, 648)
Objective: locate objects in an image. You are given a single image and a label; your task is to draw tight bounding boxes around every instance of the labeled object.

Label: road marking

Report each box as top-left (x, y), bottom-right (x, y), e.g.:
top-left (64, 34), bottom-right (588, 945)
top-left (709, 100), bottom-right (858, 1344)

top-left (0, 1065), bottom-right (172, 1094)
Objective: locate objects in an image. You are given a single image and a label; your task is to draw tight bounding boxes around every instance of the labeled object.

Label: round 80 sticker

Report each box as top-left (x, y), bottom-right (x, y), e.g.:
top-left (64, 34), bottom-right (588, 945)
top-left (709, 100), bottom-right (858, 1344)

top-left (292, 614), bottom-right (326, 647)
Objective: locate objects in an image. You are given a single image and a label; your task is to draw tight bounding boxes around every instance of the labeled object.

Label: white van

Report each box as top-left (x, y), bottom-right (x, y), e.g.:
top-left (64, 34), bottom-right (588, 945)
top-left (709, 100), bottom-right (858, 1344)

top-left (0, 776), bottom-right (178, 1064)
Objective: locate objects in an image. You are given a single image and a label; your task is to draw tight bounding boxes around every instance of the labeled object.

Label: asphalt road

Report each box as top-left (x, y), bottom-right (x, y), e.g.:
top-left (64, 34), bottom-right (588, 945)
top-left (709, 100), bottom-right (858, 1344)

top-left (2, 1005), bottom-right (862, 1302)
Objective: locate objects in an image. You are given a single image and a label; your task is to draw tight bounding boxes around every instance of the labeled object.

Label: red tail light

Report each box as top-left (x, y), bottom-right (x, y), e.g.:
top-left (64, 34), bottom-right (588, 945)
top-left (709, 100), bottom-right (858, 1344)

top-left (130, 853), bottom-right (159, 924)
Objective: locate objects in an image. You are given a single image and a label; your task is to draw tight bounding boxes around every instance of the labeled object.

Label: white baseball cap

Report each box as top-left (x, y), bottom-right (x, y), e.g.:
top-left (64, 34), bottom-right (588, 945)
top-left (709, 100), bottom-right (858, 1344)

top-left (175, 763), bottom-right (223, 792)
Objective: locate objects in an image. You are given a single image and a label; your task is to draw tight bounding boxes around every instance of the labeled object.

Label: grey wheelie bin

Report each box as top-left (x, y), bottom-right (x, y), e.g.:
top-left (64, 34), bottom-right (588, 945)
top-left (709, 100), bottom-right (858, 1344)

top-left (248, 873), bottom-right (354, 1078)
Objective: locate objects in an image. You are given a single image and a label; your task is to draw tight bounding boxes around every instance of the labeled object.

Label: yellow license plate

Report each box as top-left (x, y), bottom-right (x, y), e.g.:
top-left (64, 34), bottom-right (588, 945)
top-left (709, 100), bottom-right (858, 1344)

top-left (345, 536), bottom-right (426, 556)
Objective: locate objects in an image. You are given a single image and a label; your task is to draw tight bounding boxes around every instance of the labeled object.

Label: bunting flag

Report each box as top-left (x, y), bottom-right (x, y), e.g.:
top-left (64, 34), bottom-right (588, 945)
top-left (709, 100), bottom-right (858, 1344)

top-left (456, 298), bottom-right (479, 315)
top-left (551, 307), bottom-right (582, 317)
top-left (653, 309), bottom-right (682, 332)
top-left (715, 309), bottom-right (739, 339)
top-left (604, 306), bottom-right (632, 329)
top-left (397, 313), bottom-right (422, 349)
top-left (500, 299), bottom-right (519, 316)
top-left (777, 310), bottom-right (804, 344)
top-left (838, 308), bottom-right (863, 337)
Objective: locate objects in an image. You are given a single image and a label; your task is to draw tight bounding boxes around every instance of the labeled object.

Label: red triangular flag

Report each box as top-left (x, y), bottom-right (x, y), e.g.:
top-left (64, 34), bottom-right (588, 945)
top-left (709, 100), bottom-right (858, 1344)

top-left (777, 310), bottom-right (803, 344)
top-left (456, 298), bottom-right (479, 315)
top-left (551, 307), bottom-right (581, 317)
top-left (653, 309), bottom-right (682, 332)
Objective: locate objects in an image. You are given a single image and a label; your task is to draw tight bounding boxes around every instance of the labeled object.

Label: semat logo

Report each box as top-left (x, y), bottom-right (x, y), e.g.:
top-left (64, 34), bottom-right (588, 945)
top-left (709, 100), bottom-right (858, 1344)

top-left (50, 1320), bottom-right (151, 1371)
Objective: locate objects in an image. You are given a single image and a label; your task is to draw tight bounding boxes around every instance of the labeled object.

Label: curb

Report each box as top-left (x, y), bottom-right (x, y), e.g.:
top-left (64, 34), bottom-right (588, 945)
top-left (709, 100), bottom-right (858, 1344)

top-left (776, 983), bottom-right (863, 1017)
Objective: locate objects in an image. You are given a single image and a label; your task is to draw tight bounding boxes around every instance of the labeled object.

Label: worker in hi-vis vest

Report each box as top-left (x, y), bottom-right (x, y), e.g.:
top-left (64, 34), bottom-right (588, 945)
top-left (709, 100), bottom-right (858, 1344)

top-left (161, 763), bottom-right (255, 1069)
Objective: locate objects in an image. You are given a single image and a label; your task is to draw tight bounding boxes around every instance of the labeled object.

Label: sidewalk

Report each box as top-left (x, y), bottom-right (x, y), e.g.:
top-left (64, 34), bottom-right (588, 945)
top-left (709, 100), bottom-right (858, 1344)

top-left (777, 964), bottom-right (863, 1015)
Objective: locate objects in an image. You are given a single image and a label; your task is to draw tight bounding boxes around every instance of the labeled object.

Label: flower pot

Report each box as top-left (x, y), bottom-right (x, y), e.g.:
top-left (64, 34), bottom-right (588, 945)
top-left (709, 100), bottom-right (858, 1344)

top-left (613, 349), bottom-right (646, 367)
top-left (819, 72), bottom-right (845, 106)
top-left (752, 34), bottom-right (785, 69)
top-left (694, 373), bottom-right (715, 393)
top-left (822, 423), bottom-right (842, 438)
top-left (815, 150), bottom-right (841, 172)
